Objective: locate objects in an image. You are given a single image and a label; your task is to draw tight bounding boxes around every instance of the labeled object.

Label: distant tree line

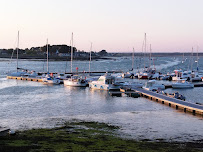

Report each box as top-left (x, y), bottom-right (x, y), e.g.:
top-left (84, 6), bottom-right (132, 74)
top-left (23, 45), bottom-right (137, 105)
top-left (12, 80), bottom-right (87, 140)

top-left (0, 45), bottom-right (110, 59)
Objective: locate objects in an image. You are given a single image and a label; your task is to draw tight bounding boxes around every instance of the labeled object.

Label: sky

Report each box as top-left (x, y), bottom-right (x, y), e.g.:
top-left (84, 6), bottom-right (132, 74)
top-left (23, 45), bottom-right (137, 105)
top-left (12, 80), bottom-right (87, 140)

top-left (0, 0), bottom-right (203, 52)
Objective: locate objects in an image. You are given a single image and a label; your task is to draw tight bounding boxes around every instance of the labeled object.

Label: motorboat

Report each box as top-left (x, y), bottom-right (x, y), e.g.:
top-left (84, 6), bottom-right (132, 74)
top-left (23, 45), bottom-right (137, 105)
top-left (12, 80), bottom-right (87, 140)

top-left (143, 80), bottom-right (165, 91)
top-left (191, 72), bottom-right (202, 82)
top-left (56, 73), bottom-right (71, 84)
top-left (121, 72), bottom-right (133, 78)
top-left (42, 74), bottom-right (60, 85)
top-left (89, 73), bottom-right (120, 90)
top-left (160, 75), bottom-right (170, 80)
top-left (172, 70), bottom-right (190, 81)
top-left (156, 90), bottom-right (186, 101)
top-left (150, 72), bottom-right (160, 79)
top-left (172, 80), bottom-right (194, 89)
top-left (23, 71), bottom-right (38, 78)
top-left (167, 92), bottom-right (186, 100)
top-left (121, 81), bottom-right (143, 88)
top-left (138, 72), bottom-right (149, 79)
top-left (63, 75), bottom-right (87, 87)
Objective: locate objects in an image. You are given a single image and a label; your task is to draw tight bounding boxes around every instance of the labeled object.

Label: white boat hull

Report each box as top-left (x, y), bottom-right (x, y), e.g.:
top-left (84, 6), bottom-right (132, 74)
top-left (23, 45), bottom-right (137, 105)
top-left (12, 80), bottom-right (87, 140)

top-left (89, 83), bottom-right (119, 90)
top-left (121, 73), bottom-right (132, 78)
top-left (172, 83), bottom-right (194, 89)
top-left (63, 79), bottom-right (87, 87)
top-left (43, 79), bottom-right (60, 85)
top-left (144, 85), bottom-right (165, 91)
top-left (172, 77), bottom-right (187, 81)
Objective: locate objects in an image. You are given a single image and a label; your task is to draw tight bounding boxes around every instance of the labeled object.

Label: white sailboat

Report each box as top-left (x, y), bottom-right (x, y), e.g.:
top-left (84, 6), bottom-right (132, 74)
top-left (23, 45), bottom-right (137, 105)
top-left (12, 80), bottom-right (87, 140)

top-left (42, 39), bottom-right (60, 85)
top-left (63, 33), bottom-right (87, 87)
top-left (191, 46), bottom-right (202, 82)
top-left (138, 33), bottom-right (149, 79)
top-left (121, 48), bottom-right (134, 78)
top-left (7, 31), bottom-right (27, 77)
top-left (182, 53), bottom-right (185, 63)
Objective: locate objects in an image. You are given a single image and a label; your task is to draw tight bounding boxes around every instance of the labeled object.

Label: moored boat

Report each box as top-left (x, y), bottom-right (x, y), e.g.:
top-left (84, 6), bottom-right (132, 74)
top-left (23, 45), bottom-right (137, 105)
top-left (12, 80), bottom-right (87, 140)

top-left (157, 90), bottom-right (186, 101)
top-left (42, 39), bottom-right (60, 85)
top-left (143, 80), bottom-right (165, 91)
top-left (172, 70), bottom-right (190, 81)
top-left (63, 75), bottom-right (87, 87)
top-left (172, 80), bottom-right (194, 89)
top-left (89, 73), bottom-right (120, 90)
top-left (42, 74), bottom-right (60, 85)
top-left (191, 72), bottom-right (202, 82)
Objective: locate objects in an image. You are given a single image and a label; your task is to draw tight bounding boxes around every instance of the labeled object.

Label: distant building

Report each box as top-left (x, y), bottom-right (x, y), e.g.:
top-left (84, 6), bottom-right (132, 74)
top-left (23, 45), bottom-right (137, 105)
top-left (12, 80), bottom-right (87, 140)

top-left (58, 53), bottom-right (70, 57)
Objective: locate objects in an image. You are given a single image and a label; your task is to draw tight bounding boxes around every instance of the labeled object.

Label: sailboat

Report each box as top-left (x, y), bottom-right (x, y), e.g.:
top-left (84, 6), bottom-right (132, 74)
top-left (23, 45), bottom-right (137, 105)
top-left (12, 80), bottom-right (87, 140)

top-left (148, 44), bottom-right (160, 79)
top-left (63, 33), bottom-right (87, 87)
top-left (182, 53), bottom-right (185, 63)
top-left (121, 48), bottom-right (134, 78)
top-left (138, 33), bottom-right (149, 79)
top-left (191, 46), bottom-right (202, 82)
top-left (42, 39), bottom-right (60, 85)
top-left (7, 31), bottom-right (27, 77)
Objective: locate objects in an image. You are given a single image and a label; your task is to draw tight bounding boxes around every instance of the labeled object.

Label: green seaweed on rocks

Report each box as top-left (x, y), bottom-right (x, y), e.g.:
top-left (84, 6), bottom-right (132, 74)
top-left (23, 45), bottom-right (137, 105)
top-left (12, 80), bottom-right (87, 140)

top-left (0, 121), bottom-right (202, 152)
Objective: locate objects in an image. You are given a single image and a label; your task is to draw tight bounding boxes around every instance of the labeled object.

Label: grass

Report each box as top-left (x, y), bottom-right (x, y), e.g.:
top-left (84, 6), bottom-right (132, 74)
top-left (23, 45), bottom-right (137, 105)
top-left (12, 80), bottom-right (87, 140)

top-left (0, 121), bottom-right (202, 152)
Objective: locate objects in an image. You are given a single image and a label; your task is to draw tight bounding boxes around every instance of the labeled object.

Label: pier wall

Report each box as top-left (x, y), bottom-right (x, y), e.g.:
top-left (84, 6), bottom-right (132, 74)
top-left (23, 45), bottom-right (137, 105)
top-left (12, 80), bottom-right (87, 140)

top-left (138, 90), bottom-right (203, 116)
top-left (7, 76), bottom-right (43, 82)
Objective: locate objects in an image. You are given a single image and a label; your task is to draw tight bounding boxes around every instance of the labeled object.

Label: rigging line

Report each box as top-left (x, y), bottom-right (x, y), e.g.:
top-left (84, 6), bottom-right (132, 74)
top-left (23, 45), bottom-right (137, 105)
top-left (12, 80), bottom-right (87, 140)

top-left (89, 42), bottom-right (92, 74)
top-left (70, 32), bottom-right (73, 73)
top-left (141, 38), bottom-right (145, 70)
top-left (65, 40), bottom-right (71, 73)
top-left (39, 47), bottom-right (45, 72)
top-left (8, 33), bottom-right (18, 73)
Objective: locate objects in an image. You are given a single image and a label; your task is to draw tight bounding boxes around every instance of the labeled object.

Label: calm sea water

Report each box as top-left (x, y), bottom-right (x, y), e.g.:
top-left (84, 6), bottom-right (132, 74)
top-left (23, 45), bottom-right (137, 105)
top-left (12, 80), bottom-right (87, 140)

top-left (0, 56), bottom-right (203, 142)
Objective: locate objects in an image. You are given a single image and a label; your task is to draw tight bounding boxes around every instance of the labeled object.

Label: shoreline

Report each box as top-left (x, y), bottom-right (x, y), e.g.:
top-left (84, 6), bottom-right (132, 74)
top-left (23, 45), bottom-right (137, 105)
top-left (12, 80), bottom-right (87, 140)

top-left (0, 55), bottom-right (114, 61)
top-left (1, 121), bottom-right (202, 152)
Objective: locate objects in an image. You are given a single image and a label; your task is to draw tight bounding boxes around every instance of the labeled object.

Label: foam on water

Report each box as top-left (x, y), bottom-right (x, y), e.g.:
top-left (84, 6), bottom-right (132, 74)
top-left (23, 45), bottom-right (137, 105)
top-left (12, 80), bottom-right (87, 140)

top-left (155, 59), bottom-right (180, 71)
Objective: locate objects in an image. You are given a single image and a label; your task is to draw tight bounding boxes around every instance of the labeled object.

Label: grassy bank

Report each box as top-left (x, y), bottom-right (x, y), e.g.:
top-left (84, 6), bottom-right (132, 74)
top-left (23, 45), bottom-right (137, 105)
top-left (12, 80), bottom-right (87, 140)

top-left (0, 121), bottom-right (202, 152)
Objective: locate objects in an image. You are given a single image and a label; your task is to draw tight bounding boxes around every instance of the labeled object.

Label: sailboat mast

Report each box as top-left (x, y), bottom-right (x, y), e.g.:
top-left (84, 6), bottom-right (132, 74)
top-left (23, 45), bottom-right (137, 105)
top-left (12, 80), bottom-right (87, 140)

top-left (144, 33), bottom-right (146, 70)
top-left (196, 46), bottom-right (199, 71)
top-left (149, 44), bottom-right (151, 68)
top-left (89, 42), bottom-right (92, 73)
top-left (46, 39), bottom-right (49, 73)
top-left (191, 47), bottom-right (193, 72)
top-left (71, 32), bottom-right (73, 73)
top-left (132, 48), bottom-right (134, 71)
top-left (182, 52), bottom-right (184, 63)
top-left (17, 31), bottom-right (19, 72)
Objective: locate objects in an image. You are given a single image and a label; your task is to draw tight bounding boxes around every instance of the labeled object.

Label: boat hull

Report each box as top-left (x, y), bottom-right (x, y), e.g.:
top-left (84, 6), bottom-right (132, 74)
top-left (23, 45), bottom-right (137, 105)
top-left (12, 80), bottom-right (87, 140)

top-left (63, 80), bottom-right (87, 87)
top-left (172, 84), bottom-right (194, 89)
top-left (42, 77), bottom-right (60, 85)
top-left (89, 83), bottom-right (119, 90)
top-left (138, 75), bottom-right (148, 79)
top-left (43, 80), bottom-right (60, 85)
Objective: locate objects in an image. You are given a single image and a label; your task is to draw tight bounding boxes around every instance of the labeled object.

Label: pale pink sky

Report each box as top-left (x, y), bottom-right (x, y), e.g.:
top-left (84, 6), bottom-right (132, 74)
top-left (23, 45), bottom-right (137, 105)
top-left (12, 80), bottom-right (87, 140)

top-left (0, 0), bottom-right (203, 52)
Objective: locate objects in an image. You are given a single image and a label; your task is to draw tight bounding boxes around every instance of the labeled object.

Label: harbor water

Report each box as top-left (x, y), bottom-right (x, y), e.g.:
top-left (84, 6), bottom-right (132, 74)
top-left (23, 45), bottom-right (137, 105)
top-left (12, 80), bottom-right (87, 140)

top-left (0, 56), bottom-right (203, 142)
